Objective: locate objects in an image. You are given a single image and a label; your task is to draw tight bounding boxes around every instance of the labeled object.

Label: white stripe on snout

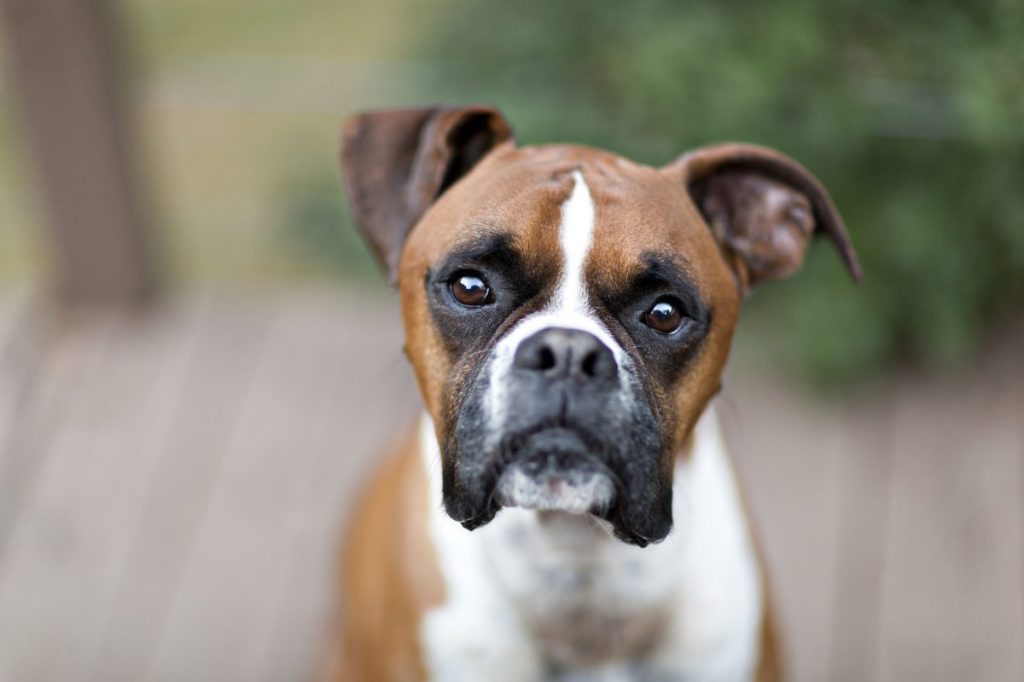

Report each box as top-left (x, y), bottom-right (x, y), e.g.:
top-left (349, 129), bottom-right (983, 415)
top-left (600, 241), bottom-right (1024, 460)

top-left (556, 170), bottom-right (596, 313)
top-left (483, 171), bottom-right (635, 447)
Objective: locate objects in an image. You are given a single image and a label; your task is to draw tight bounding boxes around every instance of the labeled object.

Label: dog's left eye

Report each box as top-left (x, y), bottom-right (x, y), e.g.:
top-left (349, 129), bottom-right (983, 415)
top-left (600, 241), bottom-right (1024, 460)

top-left (642, 297), bottom-right (686, 334)
top-left (450, 272), bottom-right (494, 307)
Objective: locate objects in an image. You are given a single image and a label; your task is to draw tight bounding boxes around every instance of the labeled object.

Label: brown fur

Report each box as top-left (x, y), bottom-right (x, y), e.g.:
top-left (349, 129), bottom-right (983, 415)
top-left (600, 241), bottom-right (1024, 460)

top-left (324, 429), bottom-right (443, 682)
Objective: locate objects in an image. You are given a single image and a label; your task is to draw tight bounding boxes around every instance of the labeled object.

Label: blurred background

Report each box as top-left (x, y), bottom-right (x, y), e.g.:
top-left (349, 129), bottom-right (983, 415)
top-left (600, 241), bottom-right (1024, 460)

top-left (0, 1), bottom-right (1020, 681)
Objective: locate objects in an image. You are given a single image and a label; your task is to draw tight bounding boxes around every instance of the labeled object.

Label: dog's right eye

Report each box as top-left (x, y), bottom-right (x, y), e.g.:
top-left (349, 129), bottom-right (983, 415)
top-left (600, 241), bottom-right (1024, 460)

top-left (642, 297), bottom-right (685, 334)
top-left (450, 271), bottom-right (494, 307)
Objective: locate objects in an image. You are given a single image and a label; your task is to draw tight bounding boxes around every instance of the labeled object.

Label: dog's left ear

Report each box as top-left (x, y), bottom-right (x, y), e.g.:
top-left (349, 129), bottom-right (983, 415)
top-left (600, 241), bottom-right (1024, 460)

top-left (341, 105), bottom-right (514, 285)
top-left (670, 143), bottom-right (862, 292)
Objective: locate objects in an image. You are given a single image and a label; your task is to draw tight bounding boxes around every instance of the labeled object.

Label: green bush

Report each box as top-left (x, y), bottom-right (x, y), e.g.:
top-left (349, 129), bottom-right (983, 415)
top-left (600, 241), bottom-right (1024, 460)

top-left (413, 0), bottom-right (1024, 385)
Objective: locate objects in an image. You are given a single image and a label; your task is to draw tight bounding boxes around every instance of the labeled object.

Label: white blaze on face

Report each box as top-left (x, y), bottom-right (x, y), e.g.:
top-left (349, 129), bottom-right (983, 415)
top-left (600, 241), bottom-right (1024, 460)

top-left (556, 170), bottom-right (597, 313)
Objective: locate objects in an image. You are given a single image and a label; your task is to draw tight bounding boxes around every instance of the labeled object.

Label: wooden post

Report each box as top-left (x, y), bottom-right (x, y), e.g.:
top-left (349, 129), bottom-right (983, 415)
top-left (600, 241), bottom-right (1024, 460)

top-left (2, 0), bottom-right (157, 308)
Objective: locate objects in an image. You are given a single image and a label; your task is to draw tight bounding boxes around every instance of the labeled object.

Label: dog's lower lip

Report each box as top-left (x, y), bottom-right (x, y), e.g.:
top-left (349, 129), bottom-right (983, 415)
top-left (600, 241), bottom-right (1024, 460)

top-left (458, 500), bottom-right (500, 530)
top-left (492, 427), bottom-right (617, 516)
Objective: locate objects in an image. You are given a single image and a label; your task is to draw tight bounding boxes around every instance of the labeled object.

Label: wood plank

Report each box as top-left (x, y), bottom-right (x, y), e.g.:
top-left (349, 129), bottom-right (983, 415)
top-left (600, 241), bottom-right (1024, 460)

top-left (245, 296), bottom-right (417, 682)
top-left (0, 292), bottom-right (41, 535)
top-left (143, 300), bottom-right (345, 682)
top-left (819, 395), bottom-right (894, 682)
top-left (0, 310), bottom-right (118, 572)
top-left (0, 303), bottom-right (203, 682)
top-left (79, 297), bottom-right (274, 682)
top-left (876, 359), bottom-right (1024, 682)
top-left (724, 370), bottom-right (844, 682)
top-left (144, 293), bottom-right (417, 682)
top-left (1019, 342), bottom-right (1024, 682)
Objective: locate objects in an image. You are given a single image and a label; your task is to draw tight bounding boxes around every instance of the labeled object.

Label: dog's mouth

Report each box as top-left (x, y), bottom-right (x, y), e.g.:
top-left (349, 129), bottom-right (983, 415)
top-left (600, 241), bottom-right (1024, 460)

top-left (493, 427), bottom-right (618, 516)
top-left (449, 422), bottom-right (671, 548)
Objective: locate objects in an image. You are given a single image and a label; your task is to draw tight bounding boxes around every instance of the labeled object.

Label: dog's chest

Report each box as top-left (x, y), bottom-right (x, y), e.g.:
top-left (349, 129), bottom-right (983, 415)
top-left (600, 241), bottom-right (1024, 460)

top-left (483, 510), bottom-right (680, 667)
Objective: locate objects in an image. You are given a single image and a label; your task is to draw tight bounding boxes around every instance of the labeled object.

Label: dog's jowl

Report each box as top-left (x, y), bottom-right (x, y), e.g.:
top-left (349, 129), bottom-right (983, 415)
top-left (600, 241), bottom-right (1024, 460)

top-left (325, 106), bottom-right (861, 682)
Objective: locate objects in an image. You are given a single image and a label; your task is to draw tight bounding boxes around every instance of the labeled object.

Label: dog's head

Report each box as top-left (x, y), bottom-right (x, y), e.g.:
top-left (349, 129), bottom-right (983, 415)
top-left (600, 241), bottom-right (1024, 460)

top-left (341, 106), bottom-right (860, 546)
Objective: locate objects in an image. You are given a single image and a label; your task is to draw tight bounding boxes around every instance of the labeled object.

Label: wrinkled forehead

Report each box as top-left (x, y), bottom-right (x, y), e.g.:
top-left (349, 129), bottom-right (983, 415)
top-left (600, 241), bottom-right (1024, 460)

top-left (402, 144), bottom-right (725, 297)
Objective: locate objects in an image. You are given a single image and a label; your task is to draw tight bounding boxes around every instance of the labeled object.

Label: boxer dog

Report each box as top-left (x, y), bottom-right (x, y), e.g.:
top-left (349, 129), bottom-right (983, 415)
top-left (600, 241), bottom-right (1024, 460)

top-left (326, 105), bottom-right (860, 682)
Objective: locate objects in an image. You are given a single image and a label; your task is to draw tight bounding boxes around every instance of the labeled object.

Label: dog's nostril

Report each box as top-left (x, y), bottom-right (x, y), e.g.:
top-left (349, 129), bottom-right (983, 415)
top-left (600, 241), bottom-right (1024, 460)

top-left (537, 346), bottom-right (556, 371)
top-left (581, 350), bottom-right (598, 377)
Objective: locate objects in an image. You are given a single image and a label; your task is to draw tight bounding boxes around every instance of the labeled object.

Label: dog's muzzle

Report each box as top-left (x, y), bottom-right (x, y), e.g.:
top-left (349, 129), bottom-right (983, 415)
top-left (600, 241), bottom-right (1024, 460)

top-left (495, 327), bottom-right (619, 513)
top-left (445, 325), bottom-right (671, 547)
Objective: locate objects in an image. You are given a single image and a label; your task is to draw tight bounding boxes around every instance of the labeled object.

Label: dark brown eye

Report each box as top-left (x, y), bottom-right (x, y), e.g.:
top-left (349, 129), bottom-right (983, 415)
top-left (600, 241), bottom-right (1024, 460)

top-left (642, 298), bottom-right (685, 334)
top-left (450, 272), bottom-right (492, 306)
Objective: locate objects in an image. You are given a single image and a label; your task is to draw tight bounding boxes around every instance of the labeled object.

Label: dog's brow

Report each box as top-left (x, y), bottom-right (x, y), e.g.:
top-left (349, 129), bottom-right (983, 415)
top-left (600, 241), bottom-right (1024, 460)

top-left (634, 254), bottom-right (697, 292)
top-left (595, 252), bottom-right (709, 322)
top-left (438, 231), bottom-right (522, 270)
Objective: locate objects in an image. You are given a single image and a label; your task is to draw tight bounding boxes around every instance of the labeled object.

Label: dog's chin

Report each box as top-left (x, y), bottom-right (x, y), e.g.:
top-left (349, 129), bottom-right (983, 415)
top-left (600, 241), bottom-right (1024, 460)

top-left (493, 428), bottom-right (616, 516)
top-left (494, 459), bottom-right (616, 516)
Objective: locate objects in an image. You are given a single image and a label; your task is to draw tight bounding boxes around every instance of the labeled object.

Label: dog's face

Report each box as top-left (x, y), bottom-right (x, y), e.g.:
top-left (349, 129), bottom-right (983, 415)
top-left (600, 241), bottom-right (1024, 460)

top-left (400, 147), bottom-right (743, 547)
top-left (342, 106), bottom-right (860, 546)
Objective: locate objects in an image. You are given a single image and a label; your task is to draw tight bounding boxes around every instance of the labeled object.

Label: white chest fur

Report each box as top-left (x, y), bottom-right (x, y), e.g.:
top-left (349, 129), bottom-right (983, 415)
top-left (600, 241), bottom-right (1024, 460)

top-left (418, 406), bottom-right (764, 682)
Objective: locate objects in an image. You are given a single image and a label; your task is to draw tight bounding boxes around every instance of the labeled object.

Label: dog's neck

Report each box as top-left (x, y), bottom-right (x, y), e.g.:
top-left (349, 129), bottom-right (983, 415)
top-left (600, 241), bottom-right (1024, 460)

top-left (418, 405), bottom-right (765, 681)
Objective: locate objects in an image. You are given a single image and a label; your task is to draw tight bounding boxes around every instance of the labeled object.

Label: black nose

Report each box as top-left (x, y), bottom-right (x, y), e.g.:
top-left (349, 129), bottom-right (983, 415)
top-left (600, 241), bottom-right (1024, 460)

top-left (513, 327), bottom-right (618, 381)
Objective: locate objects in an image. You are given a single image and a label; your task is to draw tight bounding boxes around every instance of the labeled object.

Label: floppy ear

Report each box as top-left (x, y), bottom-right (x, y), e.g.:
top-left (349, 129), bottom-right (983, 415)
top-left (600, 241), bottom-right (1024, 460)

top-left (340, 105), bottom-right (514, 285)
top-left (673, 143), bottom-right (862, 292)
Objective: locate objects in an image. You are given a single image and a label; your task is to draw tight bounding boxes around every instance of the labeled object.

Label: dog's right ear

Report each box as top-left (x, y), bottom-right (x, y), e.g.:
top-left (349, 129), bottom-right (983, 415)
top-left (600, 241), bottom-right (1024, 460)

top-left (340, 106), bottom-right (514, 285)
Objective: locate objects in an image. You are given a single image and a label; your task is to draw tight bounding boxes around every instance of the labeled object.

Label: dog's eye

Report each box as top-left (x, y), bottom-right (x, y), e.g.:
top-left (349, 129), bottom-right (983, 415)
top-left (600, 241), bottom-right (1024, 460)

top-left (642, 298), bottom-right (685, 334)
top-left (450, 272), bottom-right (493, 307)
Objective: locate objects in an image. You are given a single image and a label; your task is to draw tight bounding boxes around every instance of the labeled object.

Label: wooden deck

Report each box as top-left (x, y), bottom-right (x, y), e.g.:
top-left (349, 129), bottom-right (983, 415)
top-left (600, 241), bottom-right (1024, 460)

top-left (0, 289), bottom-right (1020, 682)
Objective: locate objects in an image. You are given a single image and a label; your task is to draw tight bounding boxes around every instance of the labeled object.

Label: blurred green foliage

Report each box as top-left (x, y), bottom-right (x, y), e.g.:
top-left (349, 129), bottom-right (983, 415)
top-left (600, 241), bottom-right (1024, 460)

top-left (407, 0), bottom-right (1024, 385)
top-left (280, 164), bottom-right (380, 281)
